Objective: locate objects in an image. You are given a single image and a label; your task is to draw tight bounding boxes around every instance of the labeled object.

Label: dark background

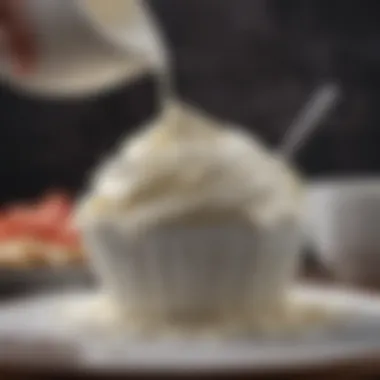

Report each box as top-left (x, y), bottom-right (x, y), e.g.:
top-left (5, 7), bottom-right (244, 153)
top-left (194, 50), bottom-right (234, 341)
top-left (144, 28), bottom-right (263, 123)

top-left (0, 0), bottom-right (379, 204)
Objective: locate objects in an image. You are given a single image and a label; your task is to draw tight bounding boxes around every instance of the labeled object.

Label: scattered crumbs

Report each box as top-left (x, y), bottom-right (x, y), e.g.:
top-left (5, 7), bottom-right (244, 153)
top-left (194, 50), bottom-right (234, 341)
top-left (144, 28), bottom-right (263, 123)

top-left (60, 294), bottom-right (340, 341)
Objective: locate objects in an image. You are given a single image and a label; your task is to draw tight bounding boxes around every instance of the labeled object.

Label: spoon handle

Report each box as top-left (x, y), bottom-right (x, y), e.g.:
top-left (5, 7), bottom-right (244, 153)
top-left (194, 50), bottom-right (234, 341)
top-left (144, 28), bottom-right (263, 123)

top-left (280, 83), bottom-right (341, 159)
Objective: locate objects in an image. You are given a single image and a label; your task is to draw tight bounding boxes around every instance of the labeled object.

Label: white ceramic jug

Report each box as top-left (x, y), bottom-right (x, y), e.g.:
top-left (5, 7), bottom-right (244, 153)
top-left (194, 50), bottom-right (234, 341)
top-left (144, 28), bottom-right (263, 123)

top-left (0, 0), bottom-right (168, 98)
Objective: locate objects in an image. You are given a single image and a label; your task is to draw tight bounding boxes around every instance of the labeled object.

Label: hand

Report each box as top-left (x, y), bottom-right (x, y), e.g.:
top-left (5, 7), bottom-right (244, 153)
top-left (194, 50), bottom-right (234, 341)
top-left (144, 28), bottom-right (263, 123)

top-left (0, 0), bottom-right (35, 74)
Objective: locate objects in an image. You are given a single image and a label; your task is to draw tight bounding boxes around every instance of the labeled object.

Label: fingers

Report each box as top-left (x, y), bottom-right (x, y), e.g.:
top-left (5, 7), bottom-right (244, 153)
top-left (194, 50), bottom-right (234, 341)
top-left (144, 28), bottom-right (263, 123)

top-left (0, 0), bottom-right (36, 74)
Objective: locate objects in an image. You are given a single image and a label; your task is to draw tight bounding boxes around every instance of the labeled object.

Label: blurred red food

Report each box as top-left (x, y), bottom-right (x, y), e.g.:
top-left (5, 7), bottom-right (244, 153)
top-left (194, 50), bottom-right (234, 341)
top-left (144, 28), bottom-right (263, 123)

top-left (0, 191), bottom-right (82, 257)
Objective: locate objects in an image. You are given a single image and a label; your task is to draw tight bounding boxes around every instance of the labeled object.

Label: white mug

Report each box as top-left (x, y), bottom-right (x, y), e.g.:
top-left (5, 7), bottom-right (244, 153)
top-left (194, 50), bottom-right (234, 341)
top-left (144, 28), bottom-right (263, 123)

top-left (304, 179), bottom-right (380, 284)
top-left (0, 0), bottom-right (168, 98)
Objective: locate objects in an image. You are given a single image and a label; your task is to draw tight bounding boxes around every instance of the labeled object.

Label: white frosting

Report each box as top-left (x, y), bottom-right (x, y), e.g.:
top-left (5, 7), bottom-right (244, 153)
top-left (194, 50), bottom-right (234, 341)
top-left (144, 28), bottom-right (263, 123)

top-left (78, 102), bottom-right (301, 232)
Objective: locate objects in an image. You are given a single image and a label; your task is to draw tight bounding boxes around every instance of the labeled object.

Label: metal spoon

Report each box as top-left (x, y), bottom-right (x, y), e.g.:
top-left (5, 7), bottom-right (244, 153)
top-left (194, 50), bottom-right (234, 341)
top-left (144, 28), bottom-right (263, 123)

top-left (280, 83), bottom-right (341, 159)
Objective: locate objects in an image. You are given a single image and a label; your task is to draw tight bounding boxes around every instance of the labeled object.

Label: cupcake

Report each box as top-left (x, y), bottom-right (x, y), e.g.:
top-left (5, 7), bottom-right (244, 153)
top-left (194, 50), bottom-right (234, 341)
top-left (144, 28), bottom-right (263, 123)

top-left (76, 102), bottom-right (303, 327)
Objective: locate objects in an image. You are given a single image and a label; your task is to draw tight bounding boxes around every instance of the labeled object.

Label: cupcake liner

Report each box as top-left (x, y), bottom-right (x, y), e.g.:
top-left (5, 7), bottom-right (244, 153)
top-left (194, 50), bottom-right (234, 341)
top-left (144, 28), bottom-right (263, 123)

top-left (83, 222), bottom-right (301, 323)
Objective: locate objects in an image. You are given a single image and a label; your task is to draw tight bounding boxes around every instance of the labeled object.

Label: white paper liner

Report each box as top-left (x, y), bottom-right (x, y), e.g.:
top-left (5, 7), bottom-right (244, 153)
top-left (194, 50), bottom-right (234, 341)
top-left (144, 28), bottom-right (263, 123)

top-left (83, 222), bottom-right (301, 325)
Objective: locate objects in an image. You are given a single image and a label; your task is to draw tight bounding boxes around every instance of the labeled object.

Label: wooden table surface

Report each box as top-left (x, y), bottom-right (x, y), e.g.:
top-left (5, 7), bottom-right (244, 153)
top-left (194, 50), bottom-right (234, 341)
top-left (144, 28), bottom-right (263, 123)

top-left (0, 259), bottom-right (380, 379)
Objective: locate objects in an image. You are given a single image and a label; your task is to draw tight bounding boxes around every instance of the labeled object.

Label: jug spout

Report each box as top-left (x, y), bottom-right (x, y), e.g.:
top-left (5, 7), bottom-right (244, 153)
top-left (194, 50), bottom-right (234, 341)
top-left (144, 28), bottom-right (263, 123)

top-left (0, 0), bottom-right (169, 99)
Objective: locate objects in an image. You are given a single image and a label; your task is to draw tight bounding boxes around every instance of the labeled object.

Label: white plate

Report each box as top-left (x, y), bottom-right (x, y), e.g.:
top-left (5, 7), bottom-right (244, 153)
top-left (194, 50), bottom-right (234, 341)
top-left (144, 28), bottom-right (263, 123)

top-left (0, 284), bottom-right (380, 374)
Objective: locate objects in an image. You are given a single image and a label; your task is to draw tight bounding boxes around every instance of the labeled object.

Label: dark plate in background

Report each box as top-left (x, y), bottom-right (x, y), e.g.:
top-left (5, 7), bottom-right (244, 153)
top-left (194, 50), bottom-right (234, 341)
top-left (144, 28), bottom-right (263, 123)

top-left (0, 267), bottom-right (96, 299)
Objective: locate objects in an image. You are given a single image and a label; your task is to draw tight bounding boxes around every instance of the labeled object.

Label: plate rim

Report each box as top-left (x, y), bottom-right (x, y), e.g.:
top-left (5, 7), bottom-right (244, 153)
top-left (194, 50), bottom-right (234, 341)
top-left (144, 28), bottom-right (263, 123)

top-left (0, 283), bottom-right (380, 375)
